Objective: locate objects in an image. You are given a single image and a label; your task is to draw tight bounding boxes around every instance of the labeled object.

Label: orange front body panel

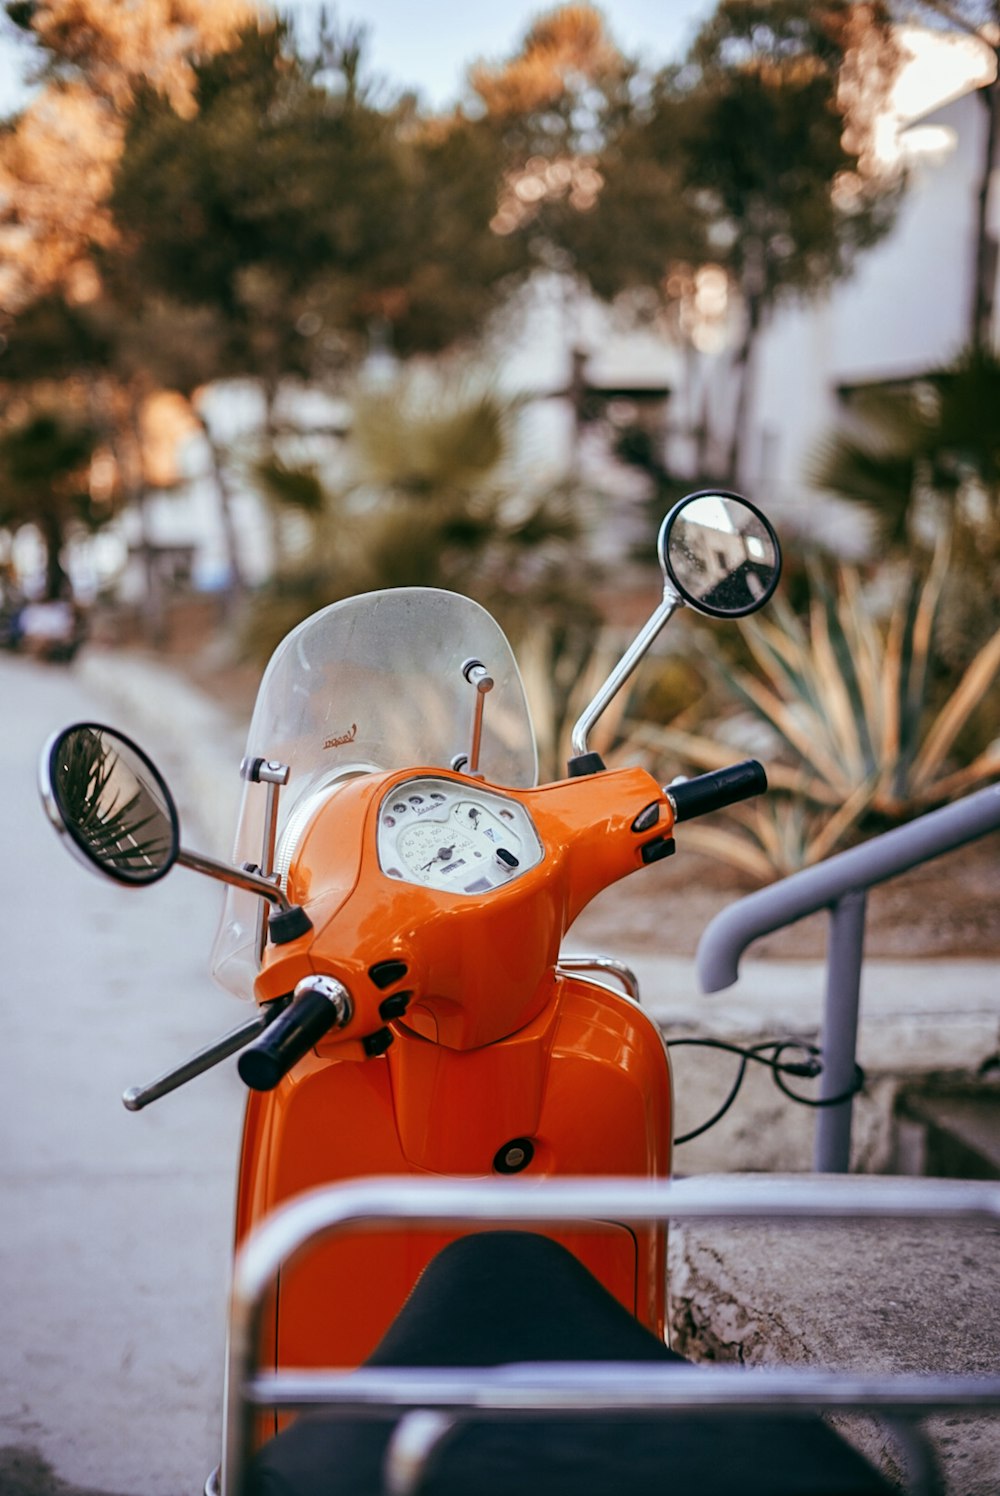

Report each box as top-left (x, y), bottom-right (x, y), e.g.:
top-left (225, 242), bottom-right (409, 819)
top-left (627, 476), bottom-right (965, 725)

top-left (234, 974), bottom-right (673, 1373)
top-left (235, 763), bottom-right (676, 1391)
top-left (252, 765), bottom-right (675, 1053)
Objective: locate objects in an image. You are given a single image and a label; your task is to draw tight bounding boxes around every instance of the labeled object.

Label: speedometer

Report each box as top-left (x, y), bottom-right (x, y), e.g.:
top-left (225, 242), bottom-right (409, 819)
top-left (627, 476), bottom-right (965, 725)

top-left (377, 777), bottom-right (542, 894)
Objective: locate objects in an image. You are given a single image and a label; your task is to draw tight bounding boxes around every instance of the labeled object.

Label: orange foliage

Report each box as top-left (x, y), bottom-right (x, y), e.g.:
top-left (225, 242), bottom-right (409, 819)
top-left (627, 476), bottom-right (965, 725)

top-left (0, 0), bottom-right (260, 310)
top-left (0, 83), bottom-right (118, 308)
top-left (829, 3), bottom-right (903, 177)
top-left (28, 0), bottom-right (261, 113)
top-left (490, 154), bottom-right (603, 235)
top-left (471, 4), bottom-right (622, 117)
top-left (140, 388), bottom-right (199, 486)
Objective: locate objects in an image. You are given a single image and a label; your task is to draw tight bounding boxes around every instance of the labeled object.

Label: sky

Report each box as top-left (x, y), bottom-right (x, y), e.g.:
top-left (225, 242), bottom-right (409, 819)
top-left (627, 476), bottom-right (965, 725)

top-left (0, 1), bottom-right (720, 115)
top-left (286, 1), bottom-right (719, 108)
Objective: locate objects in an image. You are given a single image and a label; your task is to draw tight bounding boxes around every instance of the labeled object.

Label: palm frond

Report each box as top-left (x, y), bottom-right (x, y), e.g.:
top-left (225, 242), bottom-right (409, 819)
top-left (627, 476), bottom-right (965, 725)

top-left (53, 730), bottom-right (172, 875)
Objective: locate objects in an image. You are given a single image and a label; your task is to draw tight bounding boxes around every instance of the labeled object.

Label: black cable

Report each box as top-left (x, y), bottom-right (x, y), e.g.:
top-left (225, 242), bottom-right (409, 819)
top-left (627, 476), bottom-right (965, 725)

top-left (669, 1045), bottom-right (748, 1144)
top-left (667, 1036), bottom-right (865, 1145)
top-left (769, 1039), bottom-right (866, 1109)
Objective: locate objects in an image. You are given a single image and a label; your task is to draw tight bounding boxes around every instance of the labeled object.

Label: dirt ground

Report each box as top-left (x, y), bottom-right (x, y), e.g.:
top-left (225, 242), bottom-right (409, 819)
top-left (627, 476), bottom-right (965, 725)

top-left (571, 835), bottom-right (1000, 959)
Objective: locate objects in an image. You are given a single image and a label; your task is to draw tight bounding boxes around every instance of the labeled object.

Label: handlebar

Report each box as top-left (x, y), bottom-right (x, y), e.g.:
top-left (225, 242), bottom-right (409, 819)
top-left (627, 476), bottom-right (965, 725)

top-left (666, 760), bottom-right (767, 822)
top-left (238, 976), bottom-right (353, 1091)
top-left (236, 763), bottom-right (765, 1091)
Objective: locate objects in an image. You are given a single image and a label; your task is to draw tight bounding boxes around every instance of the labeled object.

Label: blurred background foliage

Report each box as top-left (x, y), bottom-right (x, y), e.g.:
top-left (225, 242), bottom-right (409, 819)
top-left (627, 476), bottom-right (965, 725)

top-left (810, 346), bottom-right (1000, 668)
top-left (0, 0), bottom-right (996, 867)
top-left (244, 372), bottom-right (605, 779)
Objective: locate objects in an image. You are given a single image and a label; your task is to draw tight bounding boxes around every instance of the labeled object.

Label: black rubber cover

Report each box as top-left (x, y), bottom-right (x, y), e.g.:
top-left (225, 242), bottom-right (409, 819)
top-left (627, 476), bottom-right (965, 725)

top-left (667, 759), bottom-right (767, 822)
top-left (267, 904), bottom-right (313, 945)
top-left (238, 988), bottom-right (341, 1091)
top-left (566, 750), bottom-right (606, 777)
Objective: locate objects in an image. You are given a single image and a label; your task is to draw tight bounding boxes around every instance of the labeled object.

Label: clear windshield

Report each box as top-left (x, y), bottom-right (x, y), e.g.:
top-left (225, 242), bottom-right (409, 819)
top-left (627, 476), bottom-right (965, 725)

top-left (210, 588), bottom-right (537, 996)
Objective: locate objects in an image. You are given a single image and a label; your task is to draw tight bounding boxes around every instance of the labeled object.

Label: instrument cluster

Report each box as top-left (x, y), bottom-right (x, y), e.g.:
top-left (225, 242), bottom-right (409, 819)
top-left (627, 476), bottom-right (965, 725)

top-left (376, 776), bottom-right (542, 895)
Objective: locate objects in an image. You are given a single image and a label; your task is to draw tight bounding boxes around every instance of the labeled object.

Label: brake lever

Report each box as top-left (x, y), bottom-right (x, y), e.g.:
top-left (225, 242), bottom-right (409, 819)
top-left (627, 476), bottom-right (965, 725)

top-left (122, 999), bottom-right (290, 1111)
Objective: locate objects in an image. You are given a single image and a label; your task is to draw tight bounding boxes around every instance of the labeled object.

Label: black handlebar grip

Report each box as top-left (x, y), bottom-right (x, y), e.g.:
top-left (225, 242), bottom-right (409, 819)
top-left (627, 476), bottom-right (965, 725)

top-left (666, 759), bottom-right (767, 823)
top-left (238, 976), bottom-right (352, 1091)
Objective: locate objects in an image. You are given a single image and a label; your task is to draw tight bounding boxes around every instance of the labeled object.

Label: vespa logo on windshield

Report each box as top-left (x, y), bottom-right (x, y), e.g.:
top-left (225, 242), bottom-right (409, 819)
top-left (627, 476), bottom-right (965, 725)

top-left (323, 723), bottom-right (358, 751)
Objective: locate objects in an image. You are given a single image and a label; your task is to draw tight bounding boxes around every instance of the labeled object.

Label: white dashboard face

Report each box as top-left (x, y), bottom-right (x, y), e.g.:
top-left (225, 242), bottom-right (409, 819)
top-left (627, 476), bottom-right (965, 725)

top-left (377, 776), bottom-right (543, 895)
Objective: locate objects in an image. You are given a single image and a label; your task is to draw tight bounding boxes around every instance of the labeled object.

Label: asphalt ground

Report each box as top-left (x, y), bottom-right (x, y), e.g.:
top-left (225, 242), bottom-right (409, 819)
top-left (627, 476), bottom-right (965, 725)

top-left (1, 652), bottom-right (248, 1495)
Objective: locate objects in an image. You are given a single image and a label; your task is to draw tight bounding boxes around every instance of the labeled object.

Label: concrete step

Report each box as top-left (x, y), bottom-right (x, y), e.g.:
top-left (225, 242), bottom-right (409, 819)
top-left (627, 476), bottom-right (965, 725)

top-left (899, 1090), bottom-right (1000, 1180)
top-left (668, 1177), bottom-right (1000, 1496)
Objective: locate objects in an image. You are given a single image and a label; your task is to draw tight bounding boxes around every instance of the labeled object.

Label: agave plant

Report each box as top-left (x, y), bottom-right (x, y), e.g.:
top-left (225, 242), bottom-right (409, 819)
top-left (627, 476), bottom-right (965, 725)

top-left (634, 547), bottom-right (1000, 876)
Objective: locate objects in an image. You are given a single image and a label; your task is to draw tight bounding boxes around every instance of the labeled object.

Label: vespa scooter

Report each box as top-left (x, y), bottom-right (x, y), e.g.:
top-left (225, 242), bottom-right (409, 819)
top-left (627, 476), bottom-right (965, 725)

top-left (40, 492), bottom-right (893, 1496)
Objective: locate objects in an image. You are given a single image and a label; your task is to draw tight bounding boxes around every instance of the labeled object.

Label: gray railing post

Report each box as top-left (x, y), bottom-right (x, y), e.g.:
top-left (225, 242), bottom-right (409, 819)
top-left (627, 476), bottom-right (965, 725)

top-left (695, 784), bottom-right (1000, 1173)
top-left (815, 890), bottom-right (867, 1172)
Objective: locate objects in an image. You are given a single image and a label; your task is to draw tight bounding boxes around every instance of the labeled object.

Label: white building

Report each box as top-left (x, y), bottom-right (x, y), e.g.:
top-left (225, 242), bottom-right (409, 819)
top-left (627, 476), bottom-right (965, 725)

top-left (681, 26), bottom-right (997, 544)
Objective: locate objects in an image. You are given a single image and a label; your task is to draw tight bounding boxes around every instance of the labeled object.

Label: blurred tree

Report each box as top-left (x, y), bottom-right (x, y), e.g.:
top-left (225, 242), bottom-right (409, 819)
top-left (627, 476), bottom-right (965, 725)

top-left (109, 22), bottom-right (522, 375)
top-left (0, 285), bottom-right (194, 622)
top-left (103, 19), bottom-right (526, 594)
top-left (0, 0), bottom-right (261, 606)
top-left (465, 3), bottom-right (903, 488)
top-left (0, 404), bottom-right (98, 597)
top-left (384, 108), bottom-right (528, 354)
top-left (655, 0), bottom-right (903, 484)
top-left (87, 264), bottom-right (253, 600)
top-left (4, 0), bottom-right (256, 110)
top-left (468, 6), bottom-right (667, 284)
top-left (248, 376), bottom-right (583, 611)
top-left (110, 24), bottom-right (383, 386)
top-left (0, 0), bottom-right (255, 308)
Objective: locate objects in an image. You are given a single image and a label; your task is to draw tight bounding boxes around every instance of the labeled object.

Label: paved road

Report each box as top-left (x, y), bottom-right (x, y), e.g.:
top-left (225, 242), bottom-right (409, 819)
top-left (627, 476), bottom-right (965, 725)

top-left (1, 653), bottom-right (249, 1496)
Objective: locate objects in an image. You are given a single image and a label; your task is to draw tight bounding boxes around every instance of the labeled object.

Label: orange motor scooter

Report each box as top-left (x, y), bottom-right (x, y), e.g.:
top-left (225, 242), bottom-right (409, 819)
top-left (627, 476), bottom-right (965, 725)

top-left (40, 492), bottom-right (893, 1496)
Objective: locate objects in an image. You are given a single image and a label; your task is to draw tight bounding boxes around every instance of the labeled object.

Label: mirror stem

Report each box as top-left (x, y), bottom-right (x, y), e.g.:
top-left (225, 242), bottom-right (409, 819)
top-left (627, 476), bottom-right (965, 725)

top-left (570, 585), bottom-right (683, 762)
top-left (176, 847), bottom-right (292, 913)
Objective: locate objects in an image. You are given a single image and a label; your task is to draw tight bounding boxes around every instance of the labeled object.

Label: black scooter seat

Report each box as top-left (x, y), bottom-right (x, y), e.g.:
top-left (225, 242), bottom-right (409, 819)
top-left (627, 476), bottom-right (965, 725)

top-left (248, 1232), bottom-right (893, 1496)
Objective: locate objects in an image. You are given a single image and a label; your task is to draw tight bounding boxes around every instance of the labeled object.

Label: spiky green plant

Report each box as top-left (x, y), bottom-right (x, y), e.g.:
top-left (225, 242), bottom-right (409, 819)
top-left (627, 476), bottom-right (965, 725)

top-left (634, 550), bottom-right (1000, 876)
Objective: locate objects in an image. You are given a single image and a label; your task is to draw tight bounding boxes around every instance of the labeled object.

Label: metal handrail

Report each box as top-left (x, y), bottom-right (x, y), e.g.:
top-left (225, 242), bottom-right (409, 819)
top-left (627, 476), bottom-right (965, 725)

top-left (694, 783), bottom-right (1000, 1171)
top-left (222, 1173), bottom-right (1000, 1496)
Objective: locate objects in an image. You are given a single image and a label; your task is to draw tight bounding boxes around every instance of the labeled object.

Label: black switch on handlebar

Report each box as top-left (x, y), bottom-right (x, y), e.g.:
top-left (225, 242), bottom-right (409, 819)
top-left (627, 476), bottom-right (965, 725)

top-left (369, 960), bottom-right (409, 990)
top-left (379, 991), bottom-right (412, 1021)
top-left (362, 1027), bottom-right (394, 1057)
top-left (640, 836), bottom-right (676, 865)
top-left (631, 802), bottom-right (661, 833)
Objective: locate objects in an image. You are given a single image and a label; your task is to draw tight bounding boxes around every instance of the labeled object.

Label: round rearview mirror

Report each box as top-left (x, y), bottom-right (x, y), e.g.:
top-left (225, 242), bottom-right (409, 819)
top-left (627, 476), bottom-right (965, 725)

top-left (40, 723), bottom-right (180, 886)
top-left (658, 490), bottom-right (781, 618)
